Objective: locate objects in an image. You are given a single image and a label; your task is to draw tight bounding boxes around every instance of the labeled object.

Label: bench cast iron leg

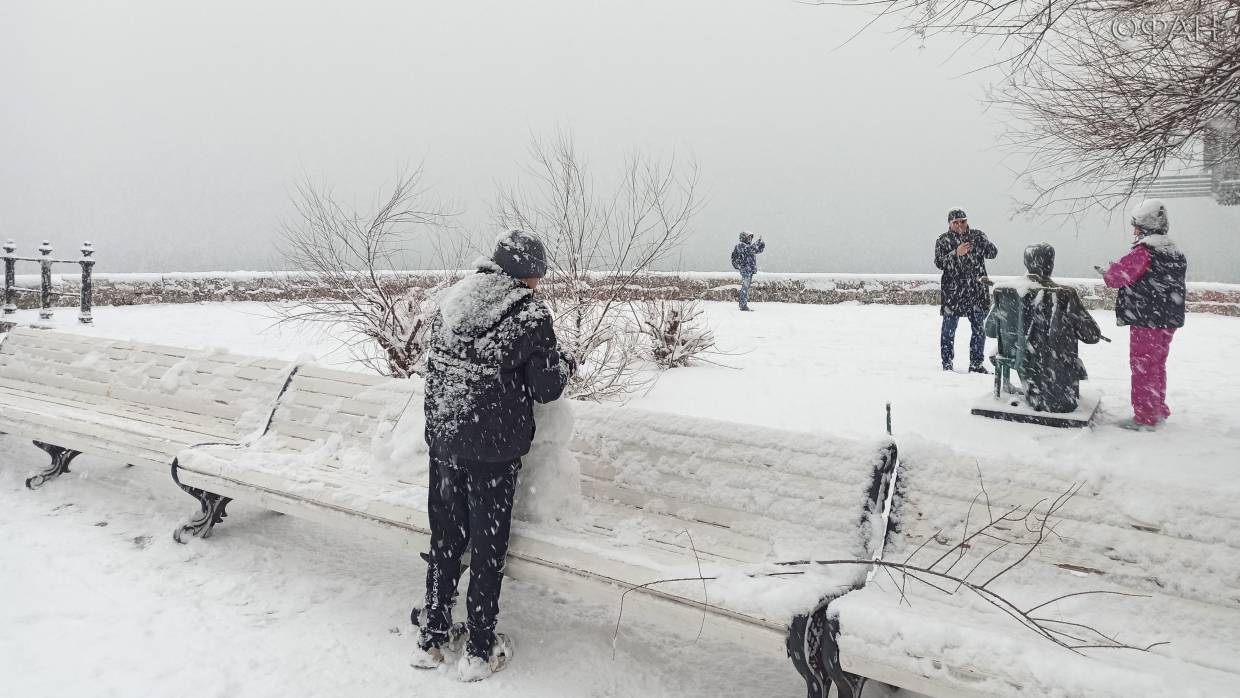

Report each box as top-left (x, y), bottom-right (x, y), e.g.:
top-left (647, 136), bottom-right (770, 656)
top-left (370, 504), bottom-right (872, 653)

top-left (26, 440), bottom-right (82, 489)
top-left (823, 613), bottom-right (868, 698)
top-left (788, 605), bottom-right (868, 698)
top-left (171, 461), bottom-right (231, 544)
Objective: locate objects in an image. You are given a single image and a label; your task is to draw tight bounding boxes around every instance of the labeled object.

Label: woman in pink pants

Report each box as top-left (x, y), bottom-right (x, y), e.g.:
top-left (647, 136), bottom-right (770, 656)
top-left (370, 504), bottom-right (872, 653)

top-left (1101, 199), bottom-right (1187, 431)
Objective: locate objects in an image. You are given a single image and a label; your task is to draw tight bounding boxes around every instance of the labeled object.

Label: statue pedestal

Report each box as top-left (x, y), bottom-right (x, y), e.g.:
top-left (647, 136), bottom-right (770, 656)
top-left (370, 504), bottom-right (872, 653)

top-left (970, 388), bottom-right (1101, 428)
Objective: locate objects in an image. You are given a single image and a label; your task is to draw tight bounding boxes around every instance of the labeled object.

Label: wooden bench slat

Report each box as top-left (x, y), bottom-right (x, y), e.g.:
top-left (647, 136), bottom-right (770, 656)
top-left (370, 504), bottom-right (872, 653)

top-left (4, 328), bottom-right (286, 370)
top-left (579, 476), bottom-right (826, 543)
top-left (0, 405), bottom-right (198, 461)
top-left (582, 496), bottom-right (770, 563)
top-left (284, 374), bottom-right (393, 400)
top-left (293, 364), bottom-right (392, 386)
top-left (264, 415), bottom-right (377, 445)
top-left (282, 386), bottom-right (418, 420)
top-left (273, 403), bottom-right (398, 436)
top-left (0, 413), bottom-right (178, 468)
top-left (0, 384), bottom-right (238, 439)
top-left (902, 466), bottom-right (1240, 544)
top-left (0, 364), bottom-right (114, 399)
top-left (0, 395), bottom-right (236, 449)
top-left (577, 452), bottom-right (870, 535)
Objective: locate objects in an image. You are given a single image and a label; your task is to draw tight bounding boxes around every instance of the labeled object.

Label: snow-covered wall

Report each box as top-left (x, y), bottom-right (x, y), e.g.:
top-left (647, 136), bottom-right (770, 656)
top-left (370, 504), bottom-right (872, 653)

top-left (9, 270), bottom-right (1240, 317)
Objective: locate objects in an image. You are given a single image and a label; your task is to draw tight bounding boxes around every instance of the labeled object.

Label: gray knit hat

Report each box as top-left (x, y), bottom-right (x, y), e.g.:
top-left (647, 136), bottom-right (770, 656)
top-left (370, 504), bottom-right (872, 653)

top-left (947, 208), bottom-right (968, 223)
top-left (492, 229), bottom-right (548, 279)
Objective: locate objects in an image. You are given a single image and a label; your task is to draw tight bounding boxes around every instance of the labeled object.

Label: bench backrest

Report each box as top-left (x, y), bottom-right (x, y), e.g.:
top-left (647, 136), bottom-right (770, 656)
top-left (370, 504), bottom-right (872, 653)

top-left (571, 401), bottom-right (897, 575)
top-left (990, 286), bottom-right (1026, 369)
top-left (261, 364), bottom-right (427, 483)
top-left (0, 327), bottom-right (292, 440)
top-left (253, 368), bottom-right (897, 578)
top-left (892, 443), bottom-right (1240, 612)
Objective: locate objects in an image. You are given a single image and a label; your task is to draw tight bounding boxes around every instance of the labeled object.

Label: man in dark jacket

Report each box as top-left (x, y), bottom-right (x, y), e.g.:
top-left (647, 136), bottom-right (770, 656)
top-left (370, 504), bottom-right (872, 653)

top-left (731, 230), bottom-right (766, 311)
top-left (986, 244), bottom-right (1102, 412)
top-left (412, 229), bottom-right (575, 681)
top-left (935, 209), bottom-right (998, 372)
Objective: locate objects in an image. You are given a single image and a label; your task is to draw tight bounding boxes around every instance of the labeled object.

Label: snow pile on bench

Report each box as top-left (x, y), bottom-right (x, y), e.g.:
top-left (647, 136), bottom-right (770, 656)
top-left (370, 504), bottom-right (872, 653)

top-left (830, 436), bottom-right (1240, 698)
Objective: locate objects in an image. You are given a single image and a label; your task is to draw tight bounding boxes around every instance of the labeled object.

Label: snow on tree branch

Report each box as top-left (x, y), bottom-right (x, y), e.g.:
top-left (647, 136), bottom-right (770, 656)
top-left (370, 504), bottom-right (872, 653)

top-left (817, 0), bottom-right (1240, 215)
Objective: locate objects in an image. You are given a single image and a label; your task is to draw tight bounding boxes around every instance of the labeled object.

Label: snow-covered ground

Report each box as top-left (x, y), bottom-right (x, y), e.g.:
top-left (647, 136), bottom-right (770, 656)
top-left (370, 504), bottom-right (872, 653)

top-left (3, 300), bottom-right (1238, 697)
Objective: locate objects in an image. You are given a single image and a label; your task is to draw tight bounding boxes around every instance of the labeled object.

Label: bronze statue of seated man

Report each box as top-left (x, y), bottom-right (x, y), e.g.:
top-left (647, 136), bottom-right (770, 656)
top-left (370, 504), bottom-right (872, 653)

top-left (985, 244), bottom-right (1102, 413)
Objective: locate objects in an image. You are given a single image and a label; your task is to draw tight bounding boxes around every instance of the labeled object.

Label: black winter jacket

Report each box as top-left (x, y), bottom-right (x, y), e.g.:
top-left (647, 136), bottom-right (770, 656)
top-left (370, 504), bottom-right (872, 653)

top-left (732, 239), bottom-right (766, 275)
top-left (423, 266), bottom-right (573, 463)
top-left (935, 229), bottom-right (998, 316)
top-left (1115, 235), bottom-right (1187, 329)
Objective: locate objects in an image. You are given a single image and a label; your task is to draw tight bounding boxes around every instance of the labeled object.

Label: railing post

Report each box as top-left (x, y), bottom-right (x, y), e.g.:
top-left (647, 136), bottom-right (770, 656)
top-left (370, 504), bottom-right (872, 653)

top-left (2, 239), bottom-right (15, 316)
top-left (39, 240), bottom-right (53, 320)
top-left (79, 241), bottom-right (95, 324)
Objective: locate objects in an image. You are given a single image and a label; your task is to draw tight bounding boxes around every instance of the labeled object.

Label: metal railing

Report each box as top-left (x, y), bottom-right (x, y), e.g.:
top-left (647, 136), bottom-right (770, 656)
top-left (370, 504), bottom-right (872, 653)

top-left (2, 240), bottom-right (96, 324)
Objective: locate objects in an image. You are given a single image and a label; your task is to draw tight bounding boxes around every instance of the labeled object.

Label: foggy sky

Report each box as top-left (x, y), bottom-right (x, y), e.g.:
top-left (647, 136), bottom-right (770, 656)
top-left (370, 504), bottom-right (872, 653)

top-left (4, 0), bottom-right (1238, 281)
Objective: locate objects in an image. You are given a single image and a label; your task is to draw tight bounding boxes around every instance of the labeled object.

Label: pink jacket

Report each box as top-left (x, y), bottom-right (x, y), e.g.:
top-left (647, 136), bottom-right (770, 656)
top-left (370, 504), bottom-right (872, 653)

top-left (1103, 245), bottom-right (1151, 289)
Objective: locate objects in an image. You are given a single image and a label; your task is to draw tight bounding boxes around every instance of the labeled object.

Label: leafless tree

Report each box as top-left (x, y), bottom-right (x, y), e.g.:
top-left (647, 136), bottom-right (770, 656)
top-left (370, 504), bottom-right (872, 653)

top-left (816, 0), bottom-right (1240, 215)
top-left (495, 132), bottom-right (704, 400)
top-left (272, 168), bottom-right (473, 377)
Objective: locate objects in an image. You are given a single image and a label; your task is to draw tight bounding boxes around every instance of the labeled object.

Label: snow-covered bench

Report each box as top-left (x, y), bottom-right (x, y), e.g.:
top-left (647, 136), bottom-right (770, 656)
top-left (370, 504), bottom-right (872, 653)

top-left (170, 365), bottom-right (898, 694)
top-left (823, 440), bottom-right (1240, 698)
top-left (0, 327), bottom-right (293, 489)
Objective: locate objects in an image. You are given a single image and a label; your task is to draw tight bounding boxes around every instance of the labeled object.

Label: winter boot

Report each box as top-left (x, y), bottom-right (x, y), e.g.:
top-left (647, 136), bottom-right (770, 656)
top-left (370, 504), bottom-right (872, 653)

top-left (456, 633), bottom-right (514, 682)
top-left (1117, 417), bottom-right (1159, 432)
top-left (968, 364), bottom-right (990, 375)
top-left (410, 606), bottom-right (469, 669)
top-left (410, 629), bottom-right (445, 669)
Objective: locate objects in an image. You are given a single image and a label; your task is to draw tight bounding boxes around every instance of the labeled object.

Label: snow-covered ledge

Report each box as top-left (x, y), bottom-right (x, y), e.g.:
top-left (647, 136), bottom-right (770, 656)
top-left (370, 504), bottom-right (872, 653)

top-left (7, 270), bottom-right (1239, 318)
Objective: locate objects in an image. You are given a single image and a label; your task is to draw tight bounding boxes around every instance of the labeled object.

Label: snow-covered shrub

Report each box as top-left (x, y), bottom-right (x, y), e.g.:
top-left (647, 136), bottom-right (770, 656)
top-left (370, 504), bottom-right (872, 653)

top-left (375, 279), bottom-right (452, 377)
top-left (638, 299), bottom-right (715, 368)
top-left (547, 295), bottom-right (648, 402)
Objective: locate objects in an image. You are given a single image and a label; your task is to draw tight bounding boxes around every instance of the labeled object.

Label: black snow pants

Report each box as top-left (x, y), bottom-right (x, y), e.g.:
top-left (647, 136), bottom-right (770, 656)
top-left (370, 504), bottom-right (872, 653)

top-left (422, 453), bottom-right (520, 658)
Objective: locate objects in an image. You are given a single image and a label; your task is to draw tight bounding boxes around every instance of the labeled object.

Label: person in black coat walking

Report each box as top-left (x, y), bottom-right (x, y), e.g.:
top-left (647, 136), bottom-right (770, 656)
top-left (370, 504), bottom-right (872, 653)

top-left (935, 208), bottom-right (998, 372)
top-left (412, 229), bottom-right (575, 681)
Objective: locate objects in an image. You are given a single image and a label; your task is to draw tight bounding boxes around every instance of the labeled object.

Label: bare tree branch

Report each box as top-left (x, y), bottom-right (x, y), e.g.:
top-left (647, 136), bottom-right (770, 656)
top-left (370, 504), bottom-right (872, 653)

top-left (816, 0), bottom-right (1240, 214)
top-left (613, 479), bottom-right (1164, 656)
top-left (495, 132), bottom-right (704, 401)
top-left (270, 167), bottom-right (473, 377)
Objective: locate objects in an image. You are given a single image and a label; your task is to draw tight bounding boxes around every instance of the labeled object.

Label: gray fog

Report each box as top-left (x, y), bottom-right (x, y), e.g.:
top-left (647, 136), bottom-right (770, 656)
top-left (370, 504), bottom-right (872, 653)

top-left (4, 0), bottom-right (1238, 281)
